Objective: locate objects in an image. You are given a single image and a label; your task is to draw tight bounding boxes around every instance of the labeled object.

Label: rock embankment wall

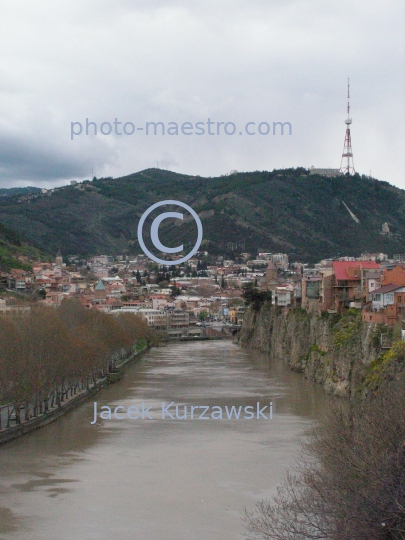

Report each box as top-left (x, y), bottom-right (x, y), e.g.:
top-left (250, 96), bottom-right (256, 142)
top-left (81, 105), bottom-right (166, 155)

top-left (239, 305), bottom-right (381, 399)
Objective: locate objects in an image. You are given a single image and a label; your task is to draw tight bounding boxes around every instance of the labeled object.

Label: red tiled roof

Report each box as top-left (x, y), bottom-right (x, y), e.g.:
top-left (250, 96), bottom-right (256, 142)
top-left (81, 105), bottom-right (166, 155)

top-left (106, 298), bottom-right (121, 304)
top-left (332, 261), bottom-right (380, 281)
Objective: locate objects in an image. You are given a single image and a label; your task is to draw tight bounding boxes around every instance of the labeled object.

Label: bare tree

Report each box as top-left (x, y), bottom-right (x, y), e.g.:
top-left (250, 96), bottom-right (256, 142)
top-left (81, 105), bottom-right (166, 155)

top-left (244, 382), bottom-right (405, 540)
top-left (0, 300), bottom-right (150, 428)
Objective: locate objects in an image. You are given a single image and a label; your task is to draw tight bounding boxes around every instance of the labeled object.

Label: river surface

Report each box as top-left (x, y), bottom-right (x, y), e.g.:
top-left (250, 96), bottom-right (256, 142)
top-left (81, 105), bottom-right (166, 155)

top-left (0, 341), bottom-right (326, 540)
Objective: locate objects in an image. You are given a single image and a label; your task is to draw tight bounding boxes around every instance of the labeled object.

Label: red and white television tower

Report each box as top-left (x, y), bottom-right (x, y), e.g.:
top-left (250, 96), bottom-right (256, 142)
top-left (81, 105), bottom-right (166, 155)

top-left (340, 78), bottom-right (355, 175)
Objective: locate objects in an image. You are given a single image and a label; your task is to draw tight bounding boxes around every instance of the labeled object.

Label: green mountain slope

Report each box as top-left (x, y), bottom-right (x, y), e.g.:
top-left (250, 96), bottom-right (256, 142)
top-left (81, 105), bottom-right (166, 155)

top-left (0, 222), bottom-right (50, 272)
top-left (0, 168), bottom-right (404, 262)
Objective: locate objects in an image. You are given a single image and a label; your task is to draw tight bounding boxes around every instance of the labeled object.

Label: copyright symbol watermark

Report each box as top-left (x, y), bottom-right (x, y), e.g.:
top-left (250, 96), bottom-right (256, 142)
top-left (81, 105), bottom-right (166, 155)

top-left (137, 200), bottom-right (203, 265)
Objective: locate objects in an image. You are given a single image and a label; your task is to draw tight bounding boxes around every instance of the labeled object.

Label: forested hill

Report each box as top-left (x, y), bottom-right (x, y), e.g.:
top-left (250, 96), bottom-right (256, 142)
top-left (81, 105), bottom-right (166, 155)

top-left (0, 168), bottom-right (404, 262)
top-left (0, 222), bottom-right (49, 272)
top-left (0, 186), bottom-right (41, 197)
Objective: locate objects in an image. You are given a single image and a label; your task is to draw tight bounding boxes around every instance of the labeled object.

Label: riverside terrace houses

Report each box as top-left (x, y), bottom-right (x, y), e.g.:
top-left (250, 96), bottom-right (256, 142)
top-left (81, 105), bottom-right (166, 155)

top-left (364, 269), bottom-right (383, 302)
top-left (318, 267), bottom-right (334, 311)
top-left (331, 260), bottom-right (381, 311)
top-left (301, 275), bottom-right (321, 312)
top-left (362, 283), bottom-right (405, 325)
top-left (361, 264), bottom-right (405, 325)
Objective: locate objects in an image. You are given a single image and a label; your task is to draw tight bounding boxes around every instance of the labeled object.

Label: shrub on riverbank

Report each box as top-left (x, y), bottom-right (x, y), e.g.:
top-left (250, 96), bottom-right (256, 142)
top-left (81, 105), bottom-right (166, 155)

top-left (0, 299), bottom-right (149, 428)
top-left (244, 380), bottom-right (405, 539)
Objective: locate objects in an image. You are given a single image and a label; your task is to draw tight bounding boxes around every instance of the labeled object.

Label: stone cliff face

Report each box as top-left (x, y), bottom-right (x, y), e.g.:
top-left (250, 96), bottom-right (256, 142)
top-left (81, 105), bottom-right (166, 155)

top-left (239, 305), bottom-right (381, 399)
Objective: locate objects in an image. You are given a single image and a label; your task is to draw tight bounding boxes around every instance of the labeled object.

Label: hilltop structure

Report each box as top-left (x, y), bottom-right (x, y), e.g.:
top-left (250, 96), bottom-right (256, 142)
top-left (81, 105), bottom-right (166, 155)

top-left (340, 78), bottom-right (355, 175)
top-left (310, 79), bottom-right (356, 178)
top-left (309, 167), bottom-right (342, 178)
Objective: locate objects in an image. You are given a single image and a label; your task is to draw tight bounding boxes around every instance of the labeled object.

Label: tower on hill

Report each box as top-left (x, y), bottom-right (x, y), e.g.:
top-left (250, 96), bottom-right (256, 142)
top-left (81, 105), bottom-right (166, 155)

top-left (339, 78), bottom-right (355, 175)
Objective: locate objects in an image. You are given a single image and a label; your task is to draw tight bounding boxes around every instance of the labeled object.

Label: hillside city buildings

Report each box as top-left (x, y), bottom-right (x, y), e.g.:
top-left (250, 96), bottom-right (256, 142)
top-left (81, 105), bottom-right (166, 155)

top-left (2, 249), bottom-right (405, 335)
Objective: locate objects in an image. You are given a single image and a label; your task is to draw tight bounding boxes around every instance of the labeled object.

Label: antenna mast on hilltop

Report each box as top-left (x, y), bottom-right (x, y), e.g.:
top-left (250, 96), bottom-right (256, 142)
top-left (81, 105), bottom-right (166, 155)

top-left (340, 78), bottom-right (355, 175)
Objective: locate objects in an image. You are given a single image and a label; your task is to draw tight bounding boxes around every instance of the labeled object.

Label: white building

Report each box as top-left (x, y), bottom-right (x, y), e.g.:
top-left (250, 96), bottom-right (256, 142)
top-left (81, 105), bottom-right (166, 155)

top-left (111, 307), bottom-right (167, 329)
top-left (371, 284), bottom-right (405, 311)
top-left (138, 309), bottom-right (167, 329)
top-left (275, 285), bottom-right (293, 306)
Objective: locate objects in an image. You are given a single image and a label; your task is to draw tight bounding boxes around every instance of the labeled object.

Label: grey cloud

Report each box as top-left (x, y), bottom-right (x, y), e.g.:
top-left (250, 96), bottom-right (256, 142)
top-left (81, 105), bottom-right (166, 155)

top-left (0, 133), bottom-right (116, 183)
top-left (0, 0), bottom-right (403, 187)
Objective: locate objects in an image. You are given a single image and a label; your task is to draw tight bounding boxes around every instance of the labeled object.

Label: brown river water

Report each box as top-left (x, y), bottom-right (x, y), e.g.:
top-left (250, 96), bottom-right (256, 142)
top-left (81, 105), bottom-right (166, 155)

top-left (0, 341), bottom-right (326, 540)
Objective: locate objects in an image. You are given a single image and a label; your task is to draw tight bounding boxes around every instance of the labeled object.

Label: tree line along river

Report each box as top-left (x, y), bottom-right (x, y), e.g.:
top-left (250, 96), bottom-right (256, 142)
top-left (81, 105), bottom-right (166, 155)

top-left (0, 340), bottom-right (326, 540)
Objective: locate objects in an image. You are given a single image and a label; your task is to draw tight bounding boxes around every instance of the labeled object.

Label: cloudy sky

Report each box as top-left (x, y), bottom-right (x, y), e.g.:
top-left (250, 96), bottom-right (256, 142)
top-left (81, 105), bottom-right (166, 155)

top-left (0, 0), bottom-right (404, 189)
